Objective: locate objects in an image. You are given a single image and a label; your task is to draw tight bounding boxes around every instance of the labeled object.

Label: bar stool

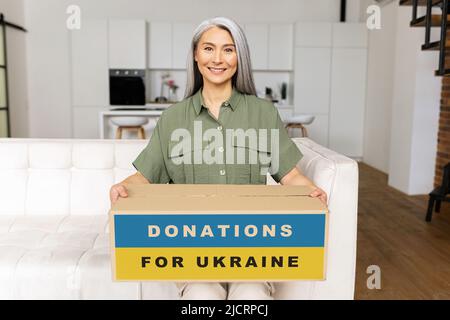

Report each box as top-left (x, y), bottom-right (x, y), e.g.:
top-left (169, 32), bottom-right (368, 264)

top-left (110, 117), bottom-right (149, 139)
top-left (285, 115), bottom-right (315, 138)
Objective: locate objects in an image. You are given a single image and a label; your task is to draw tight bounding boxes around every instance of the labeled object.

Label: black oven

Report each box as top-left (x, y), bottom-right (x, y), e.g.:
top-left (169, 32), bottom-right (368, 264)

top-left (109, 69), bottom-right (146, 105)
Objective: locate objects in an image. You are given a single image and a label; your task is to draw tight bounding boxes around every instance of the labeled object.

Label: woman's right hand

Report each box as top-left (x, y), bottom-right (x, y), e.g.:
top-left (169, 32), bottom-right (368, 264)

top-left (110, 183), bottom-right (128, 204)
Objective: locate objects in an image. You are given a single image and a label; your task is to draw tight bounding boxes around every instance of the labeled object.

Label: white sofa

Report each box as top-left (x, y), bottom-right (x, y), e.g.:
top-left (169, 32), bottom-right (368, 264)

top-left (0, 138), bottom-right (358, 300)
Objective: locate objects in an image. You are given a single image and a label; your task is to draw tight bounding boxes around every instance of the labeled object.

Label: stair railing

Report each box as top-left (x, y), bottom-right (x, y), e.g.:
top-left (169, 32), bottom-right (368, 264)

top-left (425, 0), bottom-right (433, 46)
top-left (438, 0), bottom-right (448, 75)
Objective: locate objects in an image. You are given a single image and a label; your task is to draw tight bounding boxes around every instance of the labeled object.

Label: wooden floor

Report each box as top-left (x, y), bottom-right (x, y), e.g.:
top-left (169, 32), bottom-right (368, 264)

top-left (355, 163), bottom-right (450, 300)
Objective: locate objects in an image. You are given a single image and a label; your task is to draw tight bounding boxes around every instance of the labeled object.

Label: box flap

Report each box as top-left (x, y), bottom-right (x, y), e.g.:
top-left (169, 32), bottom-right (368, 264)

top-left (122, 184), bottom-right (314, 197)
top-left (111, 184), bottom-right (328, 214)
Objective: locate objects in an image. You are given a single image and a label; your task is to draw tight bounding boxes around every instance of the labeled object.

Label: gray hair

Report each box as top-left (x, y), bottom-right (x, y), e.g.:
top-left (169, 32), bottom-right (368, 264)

top-left (184, 17), bottom-right (257, 98)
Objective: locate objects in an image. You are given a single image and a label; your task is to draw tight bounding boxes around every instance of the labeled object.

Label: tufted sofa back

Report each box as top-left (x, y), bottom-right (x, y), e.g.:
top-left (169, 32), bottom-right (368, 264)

top-left (0, 139), bottom-right (146, 217)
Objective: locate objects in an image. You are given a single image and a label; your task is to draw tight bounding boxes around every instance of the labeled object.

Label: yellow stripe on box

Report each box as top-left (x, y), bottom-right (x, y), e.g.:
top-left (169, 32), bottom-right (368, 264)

top-left (114, 247), bottom-right (325, 281)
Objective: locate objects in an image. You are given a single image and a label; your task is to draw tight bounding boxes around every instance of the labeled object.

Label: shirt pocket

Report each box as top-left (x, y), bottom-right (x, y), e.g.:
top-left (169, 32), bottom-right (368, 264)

top-left (230, 140), bottom-right (271, 185)
top-left (168, 140), bottom-right (210, 184)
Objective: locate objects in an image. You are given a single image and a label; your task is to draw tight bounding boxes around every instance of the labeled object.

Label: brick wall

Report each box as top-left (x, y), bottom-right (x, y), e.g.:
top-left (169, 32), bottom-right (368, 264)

top-left (434, 41), bottom-right (450, 187)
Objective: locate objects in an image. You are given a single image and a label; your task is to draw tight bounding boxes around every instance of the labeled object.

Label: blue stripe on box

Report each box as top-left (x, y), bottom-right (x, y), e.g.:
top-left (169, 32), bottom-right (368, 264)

top-left (114, 214), bottom-right (325, 248)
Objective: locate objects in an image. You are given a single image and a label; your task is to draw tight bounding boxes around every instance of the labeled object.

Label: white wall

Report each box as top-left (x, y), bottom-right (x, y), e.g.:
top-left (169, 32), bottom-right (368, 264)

top-left (363, 1), bottom-right (441, 195)
top-left (23, 0), bottom-right (342, 138)
top-left (409, 51), bottom-right (440, 195)
top-left (363, 0), bottom-right (396, 173)
top-left (0, 0), bottom-right (29, 137)
top-left (346, 0), bottom-right (362, 22)
top-left (388, 6), bottom-right (440, 195)
top-left (24, 0), bottom-right (72, 138)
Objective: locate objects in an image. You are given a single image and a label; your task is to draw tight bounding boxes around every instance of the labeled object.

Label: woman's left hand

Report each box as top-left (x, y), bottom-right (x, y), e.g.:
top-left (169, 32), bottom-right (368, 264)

top-left (280, 168), bottom-right (328, 205)
top-left (309, 187), bottom-right (327, 205)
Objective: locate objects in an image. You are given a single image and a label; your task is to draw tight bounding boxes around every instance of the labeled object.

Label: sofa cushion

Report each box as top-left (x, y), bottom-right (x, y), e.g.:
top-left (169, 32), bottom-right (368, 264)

top-left (9, 215), bottom-right (66, 233)
top-left (73, 143), bottom-right (114, 169)
top-left (38, 232), bottom-right (99, 250)
top-left (13, 247), bottom-right (87, 299)
top-left (0, 142), bottom-right (28, 169)
top-left (25, 169), bottom-right (71, 216)
top-left (57, 215), bottom-right (109, 233)
top-left (0, 216), bottom-right (17, 233)
top-left (114, 141), bottom-right (147, 170)
top-left (77, 247), bottom-right (140, 300)
top-left (93, 233), bottom-right (110, 249)
top-left (0, 170), bottom-right (28, 215)
top-left (70, 169), bottom-right (113, 215)
top-left (0, 230), bottom-right (48, 249)
top-left (0, 246), bottom-right (28, 299)
top-left (114, 168), bottom-right (137, 184)
top-left (141, 282), bottom-right (179, 300)
top-left (29, 143), bottom-right (72, 169)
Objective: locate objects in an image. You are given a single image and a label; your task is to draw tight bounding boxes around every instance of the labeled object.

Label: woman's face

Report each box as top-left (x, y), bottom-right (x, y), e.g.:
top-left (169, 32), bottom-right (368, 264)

top-left (194, 26), bottom-right (238, 87)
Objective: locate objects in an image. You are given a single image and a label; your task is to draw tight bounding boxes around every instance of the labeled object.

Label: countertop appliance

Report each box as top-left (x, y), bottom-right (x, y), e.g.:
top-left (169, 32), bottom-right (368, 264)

top-left (109, 69), bottom-right (145, 106)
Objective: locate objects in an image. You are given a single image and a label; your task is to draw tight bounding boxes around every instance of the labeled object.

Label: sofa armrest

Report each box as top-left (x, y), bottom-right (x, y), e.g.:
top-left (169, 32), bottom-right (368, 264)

top-left (274, 138), bottom-right (359, 300)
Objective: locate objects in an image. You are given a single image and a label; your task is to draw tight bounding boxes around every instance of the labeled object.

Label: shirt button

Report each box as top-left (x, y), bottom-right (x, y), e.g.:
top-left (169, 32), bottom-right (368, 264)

top-left (218, 146), bottom-right (224, 153)
top-left (220, 169), bottom-right (226, 176)
top-left (217, 126), bottom-right (223, 131)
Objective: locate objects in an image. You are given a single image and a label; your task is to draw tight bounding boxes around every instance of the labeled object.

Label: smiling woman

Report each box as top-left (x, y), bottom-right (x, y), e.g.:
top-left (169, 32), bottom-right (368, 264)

top-left (111, 16), bottom-right (327, 300)
top-left (184, 17), bottom-right (256, 110)
top-left (193, 28), bottom-right (238, 106)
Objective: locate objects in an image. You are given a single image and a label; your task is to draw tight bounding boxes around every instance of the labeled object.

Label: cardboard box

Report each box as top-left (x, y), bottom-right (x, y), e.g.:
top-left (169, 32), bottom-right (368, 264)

top-left (109, 184), bottom-right (328, 282)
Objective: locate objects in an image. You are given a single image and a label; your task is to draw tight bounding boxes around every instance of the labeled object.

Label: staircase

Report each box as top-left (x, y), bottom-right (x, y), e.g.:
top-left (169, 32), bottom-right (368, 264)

top-left (400, 0), bottom-right (450, 75)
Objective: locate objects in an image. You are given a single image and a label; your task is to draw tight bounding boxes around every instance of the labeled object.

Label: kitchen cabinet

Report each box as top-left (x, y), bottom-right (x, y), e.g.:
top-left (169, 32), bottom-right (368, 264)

top-left (244, 23), bottom-right (293, 71)
top-left (332, 23), bottom-right (368, 48)
top-left (329, 48), bottom-right (367, 158)
top-left (294, 47), bottom-right (331, 115)
top-left (328, 23), bottom-right (367, 158)
top-left (294, 47), bottom-right (331, 146)
top-left (148, 22), bottom-right (172, 69)
top-left (73, 106), bottom-right (105, 138)
top-left (108, 19), bottom-right (146, 69)
top-left (295, 22), bottom-right (332, 47)
top-left (293, 22), bottom-right (367, 156)
top-left (268, 24), bottom-right (293, 70)
top-left (244, 24), bottom-right (269, 71)
top-left (148, 22), bottom-right (195, 69)
top-left (71, 19), bottom-right (109, 107)
top-left (172, 23), bottom-right (196, 69)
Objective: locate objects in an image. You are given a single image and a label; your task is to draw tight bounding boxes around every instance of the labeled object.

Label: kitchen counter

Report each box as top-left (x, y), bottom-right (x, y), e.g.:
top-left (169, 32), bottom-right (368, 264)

top-left (109, 102), bottom-right (173, 110)
top-left (100, 103), bottom-right (295, 139)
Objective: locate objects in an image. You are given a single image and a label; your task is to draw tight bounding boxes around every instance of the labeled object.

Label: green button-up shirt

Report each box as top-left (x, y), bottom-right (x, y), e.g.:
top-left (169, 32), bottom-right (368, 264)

top-left (133, 88), bottom-right (302, 184)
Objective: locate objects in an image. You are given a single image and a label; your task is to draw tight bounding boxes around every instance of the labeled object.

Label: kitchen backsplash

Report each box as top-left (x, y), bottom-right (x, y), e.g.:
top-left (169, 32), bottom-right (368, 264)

top-left (147, 70), bottom-right (187, 103)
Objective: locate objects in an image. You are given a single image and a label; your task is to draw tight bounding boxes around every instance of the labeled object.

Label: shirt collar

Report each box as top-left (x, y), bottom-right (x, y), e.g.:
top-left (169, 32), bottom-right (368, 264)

top-left (192, 87), bottom-right (242, 116)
